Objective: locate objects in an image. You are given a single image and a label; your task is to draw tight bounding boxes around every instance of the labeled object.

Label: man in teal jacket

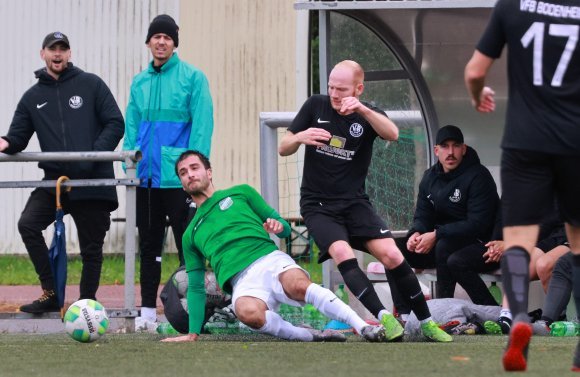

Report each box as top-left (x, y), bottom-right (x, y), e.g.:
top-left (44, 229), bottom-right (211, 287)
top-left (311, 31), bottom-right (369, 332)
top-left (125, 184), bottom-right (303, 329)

top-left (123, 14), bottom-right (214, 329)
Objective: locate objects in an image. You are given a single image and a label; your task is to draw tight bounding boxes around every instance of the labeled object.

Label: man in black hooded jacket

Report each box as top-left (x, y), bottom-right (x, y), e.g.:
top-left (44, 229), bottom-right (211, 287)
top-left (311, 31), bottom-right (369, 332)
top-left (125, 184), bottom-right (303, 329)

top-left (389, 125), bottom-right (499, 315)
top-left (0, 32), bottom-right (124, 313)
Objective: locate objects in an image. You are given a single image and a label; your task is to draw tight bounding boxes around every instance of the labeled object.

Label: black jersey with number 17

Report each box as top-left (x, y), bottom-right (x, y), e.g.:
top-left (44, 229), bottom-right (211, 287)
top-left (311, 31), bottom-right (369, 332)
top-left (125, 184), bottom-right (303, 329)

top-left (288, 94), bottom-right (386, 202)
top-left (476, 0), bottom-right (580, 155)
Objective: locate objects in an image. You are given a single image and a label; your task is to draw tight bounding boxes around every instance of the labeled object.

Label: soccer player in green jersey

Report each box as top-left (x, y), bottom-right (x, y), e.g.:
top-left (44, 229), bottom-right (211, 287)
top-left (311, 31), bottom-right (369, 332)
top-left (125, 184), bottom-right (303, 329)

top-left (162, 150), bottom-right (389, 343)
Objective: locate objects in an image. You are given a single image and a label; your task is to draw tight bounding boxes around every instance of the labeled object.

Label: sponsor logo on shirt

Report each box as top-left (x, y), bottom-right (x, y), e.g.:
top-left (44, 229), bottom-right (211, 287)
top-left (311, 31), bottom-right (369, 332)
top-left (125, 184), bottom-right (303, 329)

top-left (349, 123), bottom-right (363, 137)
top-left (219, 197), bottom-right (234, 210)
top-left (449, 189), bottom-right (461, 203)
top-left (329, 135), bottom-right (345, 148)
top-left (316, 144), bottom-right (355, 160)
top-left (69, 96), bottom-right (83, 109)
top-left (316, 135), bottom-right (354, 160)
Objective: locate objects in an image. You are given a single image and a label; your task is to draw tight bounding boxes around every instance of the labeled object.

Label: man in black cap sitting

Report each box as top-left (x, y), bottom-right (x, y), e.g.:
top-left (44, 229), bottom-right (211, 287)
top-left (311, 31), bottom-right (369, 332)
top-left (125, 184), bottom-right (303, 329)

top-left (389, 125), bottom-right (500, 319)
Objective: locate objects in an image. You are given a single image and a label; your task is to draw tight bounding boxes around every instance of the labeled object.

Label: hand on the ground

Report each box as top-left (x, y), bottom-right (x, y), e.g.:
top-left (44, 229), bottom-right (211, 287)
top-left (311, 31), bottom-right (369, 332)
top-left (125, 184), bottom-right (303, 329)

top-left (263, 218), bottom-right (283, 234)
top-left (160, 333), bottom-right (198, 342)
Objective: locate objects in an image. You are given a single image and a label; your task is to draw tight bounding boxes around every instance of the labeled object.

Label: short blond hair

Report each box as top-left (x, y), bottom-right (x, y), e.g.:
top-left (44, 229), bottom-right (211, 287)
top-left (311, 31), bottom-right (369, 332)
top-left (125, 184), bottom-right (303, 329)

top-left (333, 60), bottom-right (364, 84)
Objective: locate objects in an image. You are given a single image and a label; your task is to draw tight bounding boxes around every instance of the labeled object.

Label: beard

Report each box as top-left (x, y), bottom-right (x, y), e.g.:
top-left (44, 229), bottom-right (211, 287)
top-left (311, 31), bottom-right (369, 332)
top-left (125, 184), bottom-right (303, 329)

top-left (183, 178), bottom-right (210, 197)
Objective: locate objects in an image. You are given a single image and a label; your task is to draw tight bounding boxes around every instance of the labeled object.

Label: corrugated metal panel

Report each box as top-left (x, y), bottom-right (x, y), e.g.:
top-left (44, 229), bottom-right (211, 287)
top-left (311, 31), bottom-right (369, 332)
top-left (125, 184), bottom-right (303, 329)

top-left (180, 0), bottom-right (297, 190)
top-left (0, 0), bottom-right (179, 254)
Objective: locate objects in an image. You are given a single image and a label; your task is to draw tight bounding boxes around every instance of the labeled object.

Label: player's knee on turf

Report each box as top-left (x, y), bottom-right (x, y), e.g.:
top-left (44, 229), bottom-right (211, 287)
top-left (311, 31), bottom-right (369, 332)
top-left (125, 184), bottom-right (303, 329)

top-left (235, 296), bottom-right (267, 329)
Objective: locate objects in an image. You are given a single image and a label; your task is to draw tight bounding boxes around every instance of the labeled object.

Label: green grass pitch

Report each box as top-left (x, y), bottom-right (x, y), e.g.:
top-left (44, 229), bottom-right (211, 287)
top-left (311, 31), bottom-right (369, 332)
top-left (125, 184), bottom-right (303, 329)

top-left (0, 333), bottom-right (577, 377)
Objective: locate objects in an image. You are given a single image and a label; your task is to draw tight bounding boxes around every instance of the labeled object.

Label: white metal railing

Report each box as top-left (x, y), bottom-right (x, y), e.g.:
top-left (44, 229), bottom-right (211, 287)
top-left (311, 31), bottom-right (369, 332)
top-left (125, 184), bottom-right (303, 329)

top-left (0, 151), bottom-right (141, 322)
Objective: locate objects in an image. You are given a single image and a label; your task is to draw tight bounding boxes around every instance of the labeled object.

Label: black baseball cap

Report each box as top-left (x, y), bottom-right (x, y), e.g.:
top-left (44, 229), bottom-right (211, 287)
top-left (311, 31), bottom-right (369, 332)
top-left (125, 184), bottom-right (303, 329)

top-left (42, 32), bottom-right (70, 49)
top-left (436, 125), bottom-right (464, 145)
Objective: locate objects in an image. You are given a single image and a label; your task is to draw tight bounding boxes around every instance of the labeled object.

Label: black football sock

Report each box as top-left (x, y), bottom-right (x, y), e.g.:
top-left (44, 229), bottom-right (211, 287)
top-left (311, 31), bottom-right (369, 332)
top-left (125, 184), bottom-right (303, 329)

top-left (572, 254), bottom-right (580, 320)
top-left (541, 253), bottom-right (572, 323)
top-left (385, 269), bottom-right (411, 315)
top-left (337, 258), bottom-right (385, 318)
top-left (500, 247), bottom-right (530, 321)
top-left (388, 260), bottom-right (430, 321)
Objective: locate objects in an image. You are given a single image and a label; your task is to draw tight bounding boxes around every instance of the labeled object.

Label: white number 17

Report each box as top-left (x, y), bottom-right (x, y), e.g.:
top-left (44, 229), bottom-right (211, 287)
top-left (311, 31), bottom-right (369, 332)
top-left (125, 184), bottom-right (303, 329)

top-left (521, 22), bottom-right (579, 87)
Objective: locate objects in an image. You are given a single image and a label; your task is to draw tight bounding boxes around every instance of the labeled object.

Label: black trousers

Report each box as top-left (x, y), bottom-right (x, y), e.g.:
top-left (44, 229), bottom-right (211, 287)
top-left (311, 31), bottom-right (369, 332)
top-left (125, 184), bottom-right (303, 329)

top-left (17, 188), bottom-right (112, 300)
top-left (137, 187), bottom-right (190, 308)
top-left (447, 243), bottom-right (500, 306)
top-left (391, 236), bottom-right (491, 312)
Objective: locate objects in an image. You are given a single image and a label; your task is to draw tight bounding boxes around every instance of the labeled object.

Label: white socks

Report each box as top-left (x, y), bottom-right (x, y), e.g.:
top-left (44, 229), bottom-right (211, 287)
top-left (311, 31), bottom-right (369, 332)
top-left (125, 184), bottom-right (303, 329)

top-left (256, 310), bottom-right (313, 341)
top-left (377, 309), bottom-right (393, 320)
top-left (141, 307), bottom-right (157, 322)
top-left (305, 283), bottom-right (368, 334)
top-left (500, 308), bottom-right (513, 320)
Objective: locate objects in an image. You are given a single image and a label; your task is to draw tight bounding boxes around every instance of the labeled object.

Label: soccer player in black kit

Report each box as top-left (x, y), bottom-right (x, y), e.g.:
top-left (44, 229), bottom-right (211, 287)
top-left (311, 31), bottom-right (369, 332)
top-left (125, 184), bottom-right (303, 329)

top-left (465, 0), bottom-right (580, 371)
top-left (279, 60), bottom-right (452, 343)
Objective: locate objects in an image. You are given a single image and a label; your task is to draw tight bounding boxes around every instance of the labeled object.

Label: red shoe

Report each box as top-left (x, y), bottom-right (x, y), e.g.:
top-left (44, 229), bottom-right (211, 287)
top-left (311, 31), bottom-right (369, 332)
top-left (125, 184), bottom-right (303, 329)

top-left (503, 322), bottom-right (532, 371)
top-left (572, 340), bottom-right (580, 372)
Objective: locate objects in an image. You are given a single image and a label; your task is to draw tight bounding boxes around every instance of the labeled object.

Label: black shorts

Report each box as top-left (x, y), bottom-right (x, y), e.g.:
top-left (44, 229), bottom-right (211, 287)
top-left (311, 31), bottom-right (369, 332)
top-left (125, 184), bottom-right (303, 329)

top-left (501, 149), bottom-right (580, 227)
top-left (536, 227), bottom-right (569, 253)
top-left (301, 198), bottom-right (391, 263)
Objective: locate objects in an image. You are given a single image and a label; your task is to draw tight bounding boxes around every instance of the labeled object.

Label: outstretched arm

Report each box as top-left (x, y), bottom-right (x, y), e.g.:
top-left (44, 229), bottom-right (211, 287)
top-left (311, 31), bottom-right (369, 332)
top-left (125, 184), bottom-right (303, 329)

top-left (160, 267), bottom-right (206, 342)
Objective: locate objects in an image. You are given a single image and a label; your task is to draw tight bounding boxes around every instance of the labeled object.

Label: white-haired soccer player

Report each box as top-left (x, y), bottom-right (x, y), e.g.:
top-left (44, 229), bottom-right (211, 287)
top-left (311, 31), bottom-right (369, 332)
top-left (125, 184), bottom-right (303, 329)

top-left (162, 150), bottom-right (388, 343)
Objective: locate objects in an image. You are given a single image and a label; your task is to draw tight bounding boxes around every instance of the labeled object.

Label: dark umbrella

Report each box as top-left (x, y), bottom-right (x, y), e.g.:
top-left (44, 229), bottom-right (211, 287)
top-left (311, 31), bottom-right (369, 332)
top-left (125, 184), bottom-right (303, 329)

top-left (49, 176), bottom-right (70, 319)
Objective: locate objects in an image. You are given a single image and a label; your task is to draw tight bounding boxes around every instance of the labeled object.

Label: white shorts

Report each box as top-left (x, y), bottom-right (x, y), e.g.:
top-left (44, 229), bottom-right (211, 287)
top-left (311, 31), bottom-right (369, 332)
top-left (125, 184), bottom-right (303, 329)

top-left (230, 250), bottom-right (309, 313)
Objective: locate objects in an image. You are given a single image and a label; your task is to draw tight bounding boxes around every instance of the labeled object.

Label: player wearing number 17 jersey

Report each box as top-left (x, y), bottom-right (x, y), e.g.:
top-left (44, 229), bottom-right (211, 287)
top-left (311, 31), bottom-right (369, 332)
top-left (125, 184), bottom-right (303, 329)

top-left (465, 0), bottom-right (580, 371)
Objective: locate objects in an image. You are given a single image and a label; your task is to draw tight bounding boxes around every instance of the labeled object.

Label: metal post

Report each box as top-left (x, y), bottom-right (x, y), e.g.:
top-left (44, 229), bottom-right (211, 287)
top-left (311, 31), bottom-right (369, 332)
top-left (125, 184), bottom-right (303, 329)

top-left (0, 151), bottom-right (141, 325)
top-left (124, 156), bottom-right (137, 332)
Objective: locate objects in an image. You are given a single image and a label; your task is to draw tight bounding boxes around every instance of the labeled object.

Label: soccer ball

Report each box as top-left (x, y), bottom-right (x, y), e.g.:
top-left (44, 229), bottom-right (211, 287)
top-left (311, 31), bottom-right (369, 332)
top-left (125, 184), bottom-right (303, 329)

top-left (172, 269), bottom-right (189, 297)
top-left (172, 269), bottom-right (226, 307)
top-left (64, 299), bottom-right (109, 343)
top-left (205, 271), bottom-right (225, 306)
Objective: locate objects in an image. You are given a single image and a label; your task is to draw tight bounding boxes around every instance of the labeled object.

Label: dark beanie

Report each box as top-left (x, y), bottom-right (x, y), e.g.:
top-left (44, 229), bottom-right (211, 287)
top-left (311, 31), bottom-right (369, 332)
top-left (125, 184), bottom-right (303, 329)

top-left (146, 14), bottom-right (179, 47)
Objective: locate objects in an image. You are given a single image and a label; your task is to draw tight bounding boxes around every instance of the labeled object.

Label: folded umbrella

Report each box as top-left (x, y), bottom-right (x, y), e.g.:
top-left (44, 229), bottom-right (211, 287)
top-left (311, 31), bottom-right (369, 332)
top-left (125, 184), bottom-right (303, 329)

top-left (48, 176), bottom-right (70, 319)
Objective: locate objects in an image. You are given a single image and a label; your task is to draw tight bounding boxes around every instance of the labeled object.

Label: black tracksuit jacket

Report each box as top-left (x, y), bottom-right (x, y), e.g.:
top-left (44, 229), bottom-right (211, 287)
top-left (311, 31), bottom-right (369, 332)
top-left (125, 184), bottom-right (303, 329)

top-left (409, 146), bottom-right (499, 244)
top-left (2, 64), bottom-right (124, 209)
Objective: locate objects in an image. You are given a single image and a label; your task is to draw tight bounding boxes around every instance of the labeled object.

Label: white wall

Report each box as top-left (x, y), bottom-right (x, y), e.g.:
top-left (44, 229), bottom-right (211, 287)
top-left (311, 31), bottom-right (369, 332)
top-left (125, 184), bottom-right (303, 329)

top-left (0, 0), bottom-right (179, 254)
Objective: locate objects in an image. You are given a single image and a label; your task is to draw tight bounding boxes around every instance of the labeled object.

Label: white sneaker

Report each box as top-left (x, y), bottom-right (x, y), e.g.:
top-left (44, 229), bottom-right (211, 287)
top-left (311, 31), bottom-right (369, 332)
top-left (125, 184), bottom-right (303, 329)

top-left (135, 316), bottom-right (158, 333)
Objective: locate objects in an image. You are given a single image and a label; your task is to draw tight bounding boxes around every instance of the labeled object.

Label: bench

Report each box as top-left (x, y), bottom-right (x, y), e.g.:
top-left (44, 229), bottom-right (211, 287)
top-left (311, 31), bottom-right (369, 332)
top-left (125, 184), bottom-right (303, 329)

top-left (366, 263), bottom-right (502, 299)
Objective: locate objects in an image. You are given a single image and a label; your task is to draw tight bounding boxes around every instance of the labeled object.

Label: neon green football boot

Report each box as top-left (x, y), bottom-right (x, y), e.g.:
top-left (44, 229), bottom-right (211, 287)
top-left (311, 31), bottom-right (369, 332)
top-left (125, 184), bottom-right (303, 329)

top-left (421, 320), bottom-right (453, 342)
top-left (484, 320), bottom-right (503, 335)
top-left (380, 313), bottom-right (404, 342)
